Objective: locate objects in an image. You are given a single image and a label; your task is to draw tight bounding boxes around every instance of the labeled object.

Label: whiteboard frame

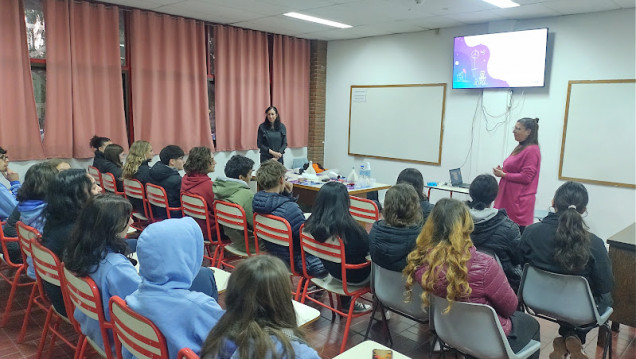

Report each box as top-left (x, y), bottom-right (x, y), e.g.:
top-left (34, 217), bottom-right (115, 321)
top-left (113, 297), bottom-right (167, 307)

top-left (347, 84), bottom-right (446, 165)
top-left (558, 79), bottom-right (636, 189)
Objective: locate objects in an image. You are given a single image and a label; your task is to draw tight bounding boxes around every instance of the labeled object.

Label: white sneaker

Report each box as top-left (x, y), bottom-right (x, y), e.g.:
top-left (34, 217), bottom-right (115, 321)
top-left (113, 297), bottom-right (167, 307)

top-left (373, 308), bottom-right (392, 321)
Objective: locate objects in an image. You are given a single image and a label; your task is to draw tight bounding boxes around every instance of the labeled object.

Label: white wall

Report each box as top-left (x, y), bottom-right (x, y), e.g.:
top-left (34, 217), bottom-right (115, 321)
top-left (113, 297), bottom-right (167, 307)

top-left (324, 9), bottom-right (635, 239)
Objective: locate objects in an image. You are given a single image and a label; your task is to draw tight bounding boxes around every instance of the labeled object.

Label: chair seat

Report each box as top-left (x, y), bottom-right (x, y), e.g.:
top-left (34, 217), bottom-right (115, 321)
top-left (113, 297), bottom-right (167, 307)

top-left (132, 212), bottom-right (148, 221)
top-left (515, 339), bottom-right (542, 359)
top-left (310, 274), bottom-right (369, 296)
top-left (223, 244), bottom-right (249, 257)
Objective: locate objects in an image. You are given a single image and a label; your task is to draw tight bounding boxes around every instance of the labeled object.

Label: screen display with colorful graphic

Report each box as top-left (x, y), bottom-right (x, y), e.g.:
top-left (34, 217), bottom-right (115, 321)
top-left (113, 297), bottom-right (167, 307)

top-left (453, 28), bottom-right (548, 89)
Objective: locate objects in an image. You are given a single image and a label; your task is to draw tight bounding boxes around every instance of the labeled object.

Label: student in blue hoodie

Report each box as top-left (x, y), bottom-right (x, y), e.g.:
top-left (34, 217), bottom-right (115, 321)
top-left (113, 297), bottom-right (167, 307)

top-left (252, 159), bottom-right (327, 277)
top-left (3, 162), bottom-right (58, 277)
top-left (126, 216), bottom-right (224, 358)
top-left (0, 146), bottom-right (21, 222)
top-left (201, 255), bottom-right (320, 359)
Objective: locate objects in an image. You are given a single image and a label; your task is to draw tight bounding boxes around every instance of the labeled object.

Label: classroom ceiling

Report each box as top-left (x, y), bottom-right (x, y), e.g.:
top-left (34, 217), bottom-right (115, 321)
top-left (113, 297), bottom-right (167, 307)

top-left (100, 0), bottom-right (634, 40)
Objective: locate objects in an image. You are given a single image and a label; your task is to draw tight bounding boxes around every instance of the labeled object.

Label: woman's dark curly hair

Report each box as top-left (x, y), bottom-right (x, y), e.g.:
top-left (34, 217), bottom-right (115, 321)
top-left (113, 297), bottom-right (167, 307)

top-left (184, 146), bottom-right (214, 175)
top-left (16, 162), bottom-right (58, 202)
top-left (44, 169), bottom-right (93, 229)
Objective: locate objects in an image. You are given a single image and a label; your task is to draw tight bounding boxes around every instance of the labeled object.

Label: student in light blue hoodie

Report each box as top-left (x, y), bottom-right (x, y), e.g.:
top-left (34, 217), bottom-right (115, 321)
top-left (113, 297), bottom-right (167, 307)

top-left (0, 147), bottom-right (21, 222)
top-left (2, 162), bottom-right (58, 277)
top-left (201, 255), bottom-right (321, 359)
top-left (126, 217), bottom-right (224, 359)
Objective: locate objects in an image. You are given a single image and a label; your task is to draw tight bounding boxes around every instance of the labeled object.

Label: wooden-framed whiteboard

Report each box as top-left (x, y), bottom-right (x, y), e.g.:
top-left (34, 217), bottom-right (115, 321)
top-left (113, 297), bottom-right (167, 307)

top-left (348, 84), bottom-right (446, 165)
top-left (559, 79), bottom-right (636, 188)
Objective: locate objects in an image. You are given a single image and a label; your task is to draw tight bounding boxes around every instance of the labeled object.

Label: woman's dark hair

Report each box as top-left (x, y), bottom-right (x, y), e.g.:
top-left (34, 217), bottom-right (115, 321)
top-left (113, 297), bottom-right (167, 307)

top-left (304, 181), bottom-right (366, 244)
top-left (89, 135), bottom-right (111, 151)
top-left (552, 181), bottom-right (590, 273)
top-left (512, 117), bottom-right (539, 155)
top-left (44, 169), bottom-right (93, 228)
top-left (202, 255), bottom-right (307, 359)
top-left (104, 144), bottom-right (124, 167)
top-left (184, 146), bottom-right (213, 175)
top-left (397, 168), bottom-right (428, 201)
top-left (16, 162), bottom-right (58, 202)
top-left (264, 106), bottom-right (281, 130)
top-left (467, 174), bottom-right (499, 210)
top-left (383, 184), bottom-right (423, 227)
top-left (64, 194), bottom-right (132, 277)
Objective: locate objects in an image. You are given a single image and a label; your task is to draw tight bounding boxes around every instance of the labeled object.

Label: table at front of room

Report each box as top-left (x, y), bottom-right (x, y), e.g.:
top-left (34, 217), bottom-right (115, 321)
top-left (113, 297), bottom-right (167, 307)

top-left (424, 184), bottom-right (470, 199)
top-left (291, 181), bottom-right (390, 211)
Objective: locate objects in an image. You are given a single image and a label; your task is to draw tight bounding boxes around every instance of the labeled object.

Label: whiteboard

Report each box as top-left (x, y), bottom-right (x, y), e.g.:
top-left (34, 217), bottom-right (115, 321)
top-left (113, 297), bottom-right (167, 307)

top-left (348, 84), bottom-right (446, 165)
top-left (559, 80), bottom-right (636, 188)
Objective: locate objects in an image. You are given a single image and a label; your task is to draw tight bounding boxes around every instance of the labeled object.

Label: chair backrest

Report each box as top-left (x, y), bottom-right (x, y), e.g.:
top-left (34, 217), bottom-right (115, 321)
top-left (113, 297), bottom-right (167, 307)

top-left (88, 166), bottom-right (102, 187)
top-left (177, 348), bottom-right (200, 359)
top-left (146, 183), bottom-right (181, 220)
top-left (253, 213), bottom-right (295, 272)
top-left (63, 266), bottom-right (113, 358)
top-left (181, 193), bottom-right (214, 240)
top-left (213, 200), bottom-right (251, 252)
top-left (477, 248), bottom-right (503, 268)
top-left (371, 263), bottom-right (427, 320)
top-left (430, 295), bottom-right (513, 359)
top-left (0, 224), bottom-right (20, 268)
top-left (101, 172), bottom-right (124, 196)
top-left (518, 265), bottom-right (603, 326)
top-left (349, 196), bottom-right (379, 223)
top-left (17, 221), bottom-right (40, 264)
top-left (124, 179), bottom-right (146, 201)
top-left (109, 296), bottom-right (169, 359)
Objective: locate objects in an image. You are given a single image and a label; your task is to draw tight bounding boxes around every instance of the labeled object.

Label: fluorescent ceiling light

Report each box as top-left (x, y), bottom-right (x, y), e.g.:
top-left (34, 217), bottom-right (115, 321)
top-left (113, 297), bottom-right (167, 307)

top-left (483, 0), bottom-right (520, 8)
top-left (283, 12), bottom-right (352, 29)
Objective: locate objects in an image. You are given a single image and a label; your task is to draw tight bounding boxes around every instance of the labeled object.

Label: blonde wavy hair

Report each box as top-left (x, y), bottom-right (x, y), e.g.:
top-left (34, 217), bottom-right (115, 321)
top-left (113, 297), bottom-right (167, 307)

top-left (122, 140), bottom-right (151, 179)
top-left (403, 198), bottom-right (474, 313)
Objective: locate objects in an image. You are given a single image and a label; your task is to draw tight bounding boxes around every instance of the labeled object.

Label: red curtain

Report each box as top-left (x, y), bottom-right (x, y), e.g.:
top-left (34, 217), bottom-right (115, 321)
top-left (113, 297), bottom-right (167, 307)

top-left (130, 10), bottom-right (213, 153)
top-left (43, 0), bottom-right (127, 158)
top-left (214, 26), bottom-right (270, 152)
top-left (0, 0), bottom-right (45, 160)
top-left (272, 35), bottom-right (310, 148)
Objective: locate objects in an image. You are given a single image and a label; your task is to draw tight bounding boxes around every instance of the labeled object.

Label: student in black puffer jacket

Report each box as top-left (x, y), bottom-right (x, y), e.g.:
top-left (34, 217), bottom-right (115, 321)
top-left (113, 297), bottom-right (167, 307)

top-left (369, 183), bottom-right (424, 272)
top-left (467, 174), bottom-right (522, 291)
top-left (149, 145), bottom-right (184, 219)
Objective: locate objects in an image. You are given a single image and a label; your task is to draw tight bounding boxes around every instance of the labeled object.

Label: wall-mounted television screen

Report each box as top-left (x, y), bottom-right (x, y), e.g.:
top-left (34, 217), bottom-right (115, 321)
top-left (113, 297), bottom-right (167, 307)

top-left (453, 28), bottom-right (548, 89)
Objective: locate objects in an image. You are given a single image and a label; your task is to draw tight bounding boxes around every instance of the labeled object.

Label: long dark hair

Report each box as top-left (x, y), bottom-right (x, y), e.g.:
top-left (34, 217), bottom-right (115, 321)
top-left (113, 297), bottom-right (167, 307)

top-left (264, 106), bottom-right (281, 130)
top-left (304, 181), bottom-right (366, 244)
top-left (201, 255), bottom-right (306, 359)
top-left (64, 194), bottom-right (131, 277)
top-left (467, 174), bottom-right (498, 211)
top-left (16, 162), bottom-right (58, 202)
top-left (104, 144), bottom-right (124, 167)
top-left (552, 181), bottom-right (590, 273)
top-left (89, 135), bottom-right (111, 151)
top-left (44, 170), bottom-right (93, 228)
top-left (397, 168), bottom-right (428, 201)
top-left (512, 117), bottom-right (539, 155)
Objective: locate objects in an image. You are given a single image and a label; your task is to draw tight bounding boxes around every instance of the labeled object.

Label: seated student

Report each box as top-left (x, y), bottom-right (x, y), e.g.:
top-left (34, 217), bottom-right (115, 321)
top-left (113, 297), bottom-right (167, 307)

top-left (467, 174), bottom-right (522, 291)
top-left (42, 169), bottom-right (102, 317)
top-left (149, 145), bottom-right (185, 218)
top-left (0, 146), bottom-right (20, 222)
top-left (181, 146), bottom-right (217, 235)
top-left (122, 140), bottom-right (154, 213)
top-left (102, 144), bottom-right (125, 192)
top-left (252, 160), bottom-right (326, 277)
top-left (47, 158), bottom-right (71, 172)
top-left (201, 255), bottom-right (320, 359)
top-left (3, 162), bottom-right (58, 274)
top-left (404, 198), bottom-right (540, 359)
top-left (213, 154), bottom-right (263, 253)
top-left (303, 181), bottom-right (370, 313)
top-left (89, 135), bottom-right (112, 172)
top-left (369, 183), bottom-right (423, 272)
top-left (520, 182), bottom-right (612, 359)
top-left (397, 168), bottom-right (434, 222)
top-left (126, 217), bottom-right (223, 358)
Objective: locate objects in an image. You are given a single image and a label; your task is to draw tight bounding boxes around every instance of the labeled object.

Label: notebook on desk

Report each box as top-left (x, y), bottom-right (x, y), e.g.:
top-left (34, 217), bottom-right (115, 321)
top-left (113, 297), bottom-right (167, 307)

top-left (449, 168), bottom-right (471, 188)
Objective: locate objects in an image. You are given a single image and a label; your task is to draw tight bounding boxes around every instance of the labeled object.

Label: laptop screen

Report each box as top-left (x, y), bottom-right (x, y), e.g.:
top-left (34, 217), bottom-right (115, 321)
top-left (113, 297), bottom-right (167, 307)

top-left (449, 168), bottom-right (463, 186)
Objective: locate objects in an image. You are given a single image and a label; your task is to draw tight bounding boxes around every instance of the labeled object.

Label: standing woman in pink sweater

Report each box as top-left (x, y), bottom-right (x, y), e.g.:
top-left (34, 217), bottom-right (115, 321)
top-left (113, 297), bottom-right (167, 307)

top-left (494, 118), bottom-right (541, 231)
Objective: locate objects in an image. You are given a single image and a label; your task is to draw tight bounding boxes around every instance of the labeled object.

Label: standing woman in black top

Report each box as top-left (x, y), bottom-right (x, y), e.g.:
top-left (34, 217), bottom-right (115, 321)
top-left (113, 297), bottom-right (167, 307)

top-left (257, 106), bottom-right (287, 164)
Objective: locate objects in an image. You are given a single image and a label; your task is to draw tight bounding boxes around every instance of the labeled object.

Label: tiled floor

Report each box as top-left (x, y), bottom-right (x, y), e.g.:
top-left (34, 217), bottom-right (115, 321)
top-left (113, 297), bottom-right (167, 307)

top-left (1, 268), bottom-right (634, 359)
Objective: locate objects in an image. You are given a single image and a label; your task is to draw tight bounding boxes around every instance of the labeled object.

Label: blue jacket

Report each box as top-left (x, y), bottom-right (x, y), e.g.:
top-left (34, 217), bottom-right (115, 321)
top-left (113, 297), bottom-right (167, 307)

top-left (0, 180), bottom-right (20, 221)
top-left (126, 217), bottom-right (224, 359)
top-left (5, 200), bottom-right (47, 278)
top-left (252, 191), bottom-right (305, 252)
top-left (74, 250), bottom-right (141, 354)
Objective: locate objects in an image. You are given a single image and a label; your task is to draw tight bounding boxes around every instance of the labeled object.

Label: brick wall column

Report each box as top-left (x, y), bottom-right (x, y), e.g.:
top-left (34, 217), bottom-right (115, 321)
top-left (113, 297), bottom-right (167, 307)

top-left (308, 40), bottom-right (327, 164)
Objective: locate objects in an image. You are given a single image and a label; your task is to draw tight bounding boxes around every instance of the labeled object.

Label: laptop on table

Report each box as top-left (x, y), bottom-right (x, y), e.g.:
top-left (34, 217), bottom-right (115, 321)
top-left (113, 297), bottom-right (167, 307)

top-left (449, 168), bottom-right (471, 188)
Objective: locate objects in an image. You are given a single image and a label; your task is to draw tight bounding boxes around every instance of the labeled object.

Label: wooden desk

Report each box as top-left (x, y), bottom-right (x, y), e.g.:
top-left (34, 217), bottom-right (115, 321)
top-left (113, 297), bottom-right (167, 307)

top-left (293, 300), bottom-right (321, 327)
top-left (292, 181), bottom-right (390, 210)
top-left (606, 223), bottom-right (636, 329)
top-left (334, 340), bottom-right (411, 358)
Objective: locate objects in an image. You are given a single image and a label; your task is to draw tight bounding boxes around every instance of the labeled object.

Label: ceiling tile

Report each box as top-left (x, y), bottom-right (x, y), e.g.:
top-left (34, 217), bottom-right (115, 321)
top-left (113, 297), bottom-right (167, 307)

top-left (233, 15), bottom-right (330, 35)
top-left (490, 3), bottom-right (562, 19)
top-left (542, 0), bottom-right (620, 15)
top-left (447, 9), bottom-right (507, 23)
